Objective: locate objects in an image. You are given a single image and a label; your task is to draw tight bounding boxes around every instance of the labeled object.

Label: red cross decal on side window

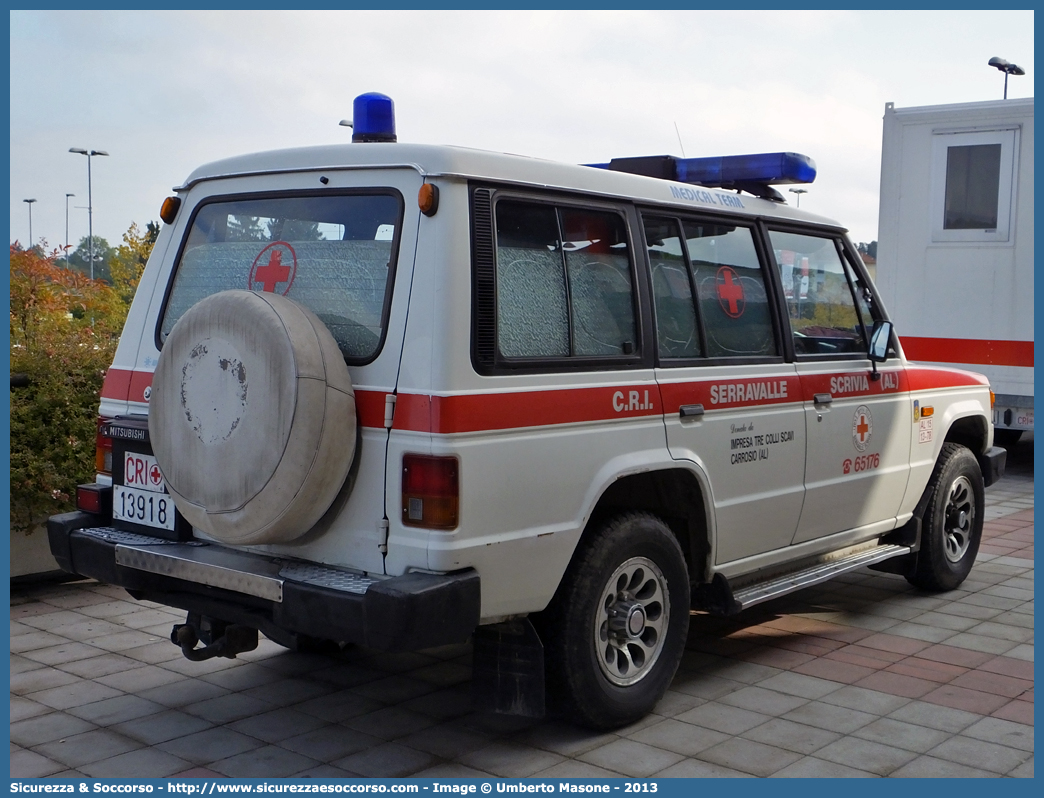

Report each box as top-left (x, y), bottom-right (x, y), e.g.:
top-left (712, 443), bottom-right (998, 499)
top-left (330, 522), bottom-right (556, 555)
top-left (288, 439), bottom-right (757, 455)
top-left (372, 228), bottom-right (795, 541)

top-left (248, 242), bottom-right (298, 295)
top-left (716, 266), bottom-right (745, 318)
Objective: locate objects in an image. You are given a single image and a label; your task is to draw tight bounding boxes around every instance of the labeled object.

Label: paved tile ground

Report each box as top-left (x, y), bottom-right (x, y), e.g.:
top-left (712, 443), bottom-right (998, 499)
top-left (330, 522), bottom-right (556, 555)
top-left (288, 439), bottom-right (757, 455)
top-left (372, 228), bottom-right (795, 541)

top-left (11, 437), bottom-right (1033, 779)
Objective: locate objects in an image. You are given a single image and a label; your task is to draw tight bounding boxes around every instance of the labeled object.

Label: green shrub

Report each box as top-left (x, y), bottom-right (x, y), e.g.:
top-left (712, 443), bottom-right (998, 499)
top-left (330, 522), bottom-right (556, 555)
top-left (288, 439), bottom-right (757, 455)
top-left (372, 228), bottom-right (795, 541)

top-left (10, 244), bottom-right (127, 534)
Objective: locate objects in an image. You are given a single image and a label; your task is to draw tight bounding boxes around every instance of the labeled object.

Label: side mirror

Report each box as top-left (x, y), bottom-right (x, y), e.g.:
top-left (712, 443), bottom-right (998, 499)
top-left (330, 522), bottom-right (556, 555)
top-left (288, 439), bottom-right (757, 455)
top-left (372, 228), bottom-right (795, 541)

top-left (869, 320), bottom-right (893, 363)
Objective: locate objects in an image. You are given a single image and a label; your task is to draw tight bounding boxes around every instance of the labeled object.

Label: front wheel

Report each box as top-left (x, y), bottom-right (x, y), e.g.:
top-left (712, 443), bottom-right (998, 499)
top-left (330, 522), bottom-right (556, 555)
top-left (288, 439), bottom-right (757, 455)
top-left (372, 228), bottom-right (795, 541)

top-left (539, 513), bottom-right (689, 730)
top-left (907, 443), bottom-right (985, 591)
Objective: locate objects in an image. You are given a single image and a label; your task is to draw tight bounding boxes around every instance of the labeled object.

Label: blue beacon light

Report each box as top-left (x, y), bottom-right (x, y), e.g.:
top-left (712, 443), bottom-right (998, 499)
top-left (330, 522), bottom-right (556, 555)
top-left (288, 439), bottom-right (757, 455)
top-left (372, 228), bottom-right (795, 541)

top-left (352, 92), bottom-right (397, 143)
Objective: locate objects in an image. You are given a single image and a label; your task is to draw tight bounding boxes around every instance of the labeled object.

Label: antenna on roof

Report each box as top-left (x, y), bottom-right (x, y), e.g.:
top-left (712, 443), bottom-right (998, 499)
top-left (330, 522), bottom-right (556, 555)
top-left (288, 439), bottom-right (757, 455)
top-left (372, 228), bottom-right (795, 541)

top-left (673, 122), bottom-right (687, 158)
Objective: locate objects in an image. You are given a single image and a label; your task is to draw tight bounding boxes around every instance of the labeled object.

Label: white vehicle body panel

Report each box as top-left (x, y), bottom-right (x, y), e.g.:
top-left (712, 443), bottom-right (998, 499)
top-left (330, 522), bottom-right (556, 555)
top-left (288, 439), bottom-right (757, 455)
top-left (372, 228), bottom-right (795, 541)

top-left (90, 139), bottom-right (996, 627)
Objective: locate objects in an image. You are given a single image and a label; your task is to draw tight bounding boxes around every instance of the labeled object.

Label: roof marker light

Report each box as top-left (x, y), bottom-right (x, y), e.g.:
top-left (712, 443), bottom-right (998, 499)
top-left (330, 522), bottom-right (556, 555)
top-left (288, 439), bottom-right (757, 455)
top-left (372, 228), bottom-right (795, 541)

top-left (352, 92), bottom-right (397, 143)
top-left (160, 196), bottom-right (181, 224)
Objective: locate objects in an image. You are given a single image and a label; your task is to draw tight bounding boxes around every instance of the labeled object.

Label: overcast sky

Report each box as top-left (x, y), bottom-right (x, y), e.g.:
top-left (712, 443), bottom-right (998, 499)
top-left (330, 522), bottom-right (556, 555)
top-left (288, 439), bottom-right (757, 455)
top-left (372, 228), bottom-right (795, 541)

top-left (9, 10), bottom-right (1035, 253)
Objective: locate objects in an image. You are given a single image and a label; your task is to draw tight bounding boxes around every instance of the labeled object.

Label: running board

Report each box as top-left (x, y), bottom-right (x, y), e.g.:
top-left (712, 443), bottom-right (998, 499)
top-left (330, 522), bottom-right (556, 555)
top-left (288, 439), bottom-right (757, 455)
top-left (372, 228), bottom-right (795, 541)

top-left (726, 544), bottom-right (912, 613)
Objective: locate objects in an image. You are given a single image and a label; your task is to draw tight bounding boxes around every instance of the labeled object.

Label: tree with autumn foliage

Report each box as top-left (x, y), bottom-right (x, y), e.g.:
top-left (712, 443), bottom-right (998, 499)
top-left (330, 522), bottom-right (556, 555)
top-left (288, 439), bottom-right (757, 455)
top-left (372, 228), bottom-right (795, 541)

top-left (10, 228), bottom-right (153, 535)
top-left (109, 221), bottom-right (160, 304)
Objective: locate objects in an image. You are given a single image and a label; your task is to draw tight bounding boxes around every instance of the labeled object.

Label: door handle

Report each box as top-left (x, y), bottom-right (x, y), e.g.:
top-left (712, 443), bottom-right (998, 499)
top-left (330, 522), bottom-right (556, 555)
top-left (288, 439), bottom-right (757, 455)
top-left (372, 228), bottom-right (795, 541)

top-left (813, 393), bottom-right (833, 406)
top-left (679, 404), bottom-right (705, 419)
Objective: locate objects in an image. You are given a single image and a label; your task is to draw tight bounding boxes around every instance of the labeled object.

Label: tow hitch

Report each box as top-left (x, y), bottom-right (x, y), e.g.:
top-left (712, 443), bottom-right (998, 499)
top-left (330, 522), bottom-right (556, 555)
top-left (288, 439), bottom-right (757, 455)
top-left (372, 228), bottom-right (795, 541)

top-left (171, 612), bottom-right (258, 661)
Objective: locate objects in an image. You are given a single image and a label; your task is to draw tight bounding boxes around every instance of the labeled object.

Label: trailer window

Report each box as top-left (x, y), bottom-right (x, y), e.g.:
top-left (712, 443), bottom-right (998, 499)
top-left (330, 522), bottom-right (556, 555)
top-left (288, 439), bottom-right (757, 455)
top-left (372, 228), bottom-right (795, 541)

top-left (944, 144), bottom-right (1002, 229)
top-left (930, 128), bottom-right (1018, 244)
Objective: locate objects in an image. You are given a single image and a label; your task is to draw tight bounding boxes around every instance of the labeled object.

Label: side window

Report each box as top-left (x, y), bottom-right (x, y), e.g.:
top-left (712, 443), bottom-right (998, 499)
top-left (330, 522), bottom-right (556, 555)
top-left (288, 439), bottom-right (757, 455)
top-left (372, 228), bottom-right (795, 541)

top-left (494, 200), bottom-right (636, 361)
top-left (769, 230), bottom-right (868, 357)
top-left (644, 217), bottom-right (700, 359)
top-left (684, 222), bottom-right (777, 358)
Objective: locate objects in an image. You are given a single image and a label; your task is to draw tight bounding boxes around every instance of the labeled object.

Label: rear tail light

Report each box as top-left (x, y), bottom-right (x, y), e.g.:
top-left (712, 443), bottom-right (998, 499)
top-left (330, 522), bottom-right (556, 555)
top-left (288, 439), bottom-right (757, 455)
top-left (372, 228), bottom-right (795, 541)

top-left (402, 454), bottom-right (459, 530)
top-left (76, 483), bottom-right (112, 517)
top-left (95, 417), bottom-right (113, 476)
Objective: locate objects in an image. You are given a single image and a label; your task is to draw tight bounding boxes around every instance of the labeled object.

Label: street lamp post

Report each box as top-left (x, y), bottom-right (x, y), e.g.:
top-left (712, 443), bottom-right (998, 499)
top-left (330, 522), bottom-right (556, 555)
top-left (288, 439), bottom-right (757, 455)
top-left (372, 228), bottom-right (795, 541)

top-left (22, 198), bottom-right (37, 250)
top-left (65, 193), bottom-right (75, 262)
top-left (789, 188), bottom-right (808, 208)
top-left (988, 57), bottom-right (1026, 100)
top-left (69, 148), bottom-right (109, 280)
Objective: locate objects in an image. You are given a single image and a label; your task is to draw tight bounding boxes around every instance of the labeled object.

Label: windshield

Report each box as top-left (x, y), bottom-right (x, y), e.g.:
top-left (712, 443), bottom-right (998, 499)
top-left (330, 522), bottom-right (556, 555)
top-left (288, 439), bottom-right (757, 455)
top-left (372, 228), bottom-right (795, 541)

top-left (160, 191), bottom-right (403, 362)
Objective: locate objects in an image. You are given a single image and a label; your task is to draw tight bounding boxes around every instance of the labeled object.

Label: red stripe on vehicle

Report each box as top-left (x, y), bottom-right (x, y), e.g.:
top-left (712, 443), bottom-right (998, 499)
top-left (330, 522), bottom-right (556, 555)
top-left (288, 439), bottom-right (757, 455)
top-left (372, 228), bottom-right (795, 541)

top-left (796, 369), bottom-right (908, 401)
top-left (354, 390), bottom-right (387, 429)
top-left (659, 376), bottom-right (800, 412)
top-left (902, 336), bottom-right (1033, 368)
top-left (905, 365), bottom-right (990, 391)
top-left (103, 365), bottom-right (989, 436)
top-left (100, 368), bottom-right (132, 402)
top-left (101, 368), bottom-right (152, 403)
top-left (395, 386), bottom-right (662, 434)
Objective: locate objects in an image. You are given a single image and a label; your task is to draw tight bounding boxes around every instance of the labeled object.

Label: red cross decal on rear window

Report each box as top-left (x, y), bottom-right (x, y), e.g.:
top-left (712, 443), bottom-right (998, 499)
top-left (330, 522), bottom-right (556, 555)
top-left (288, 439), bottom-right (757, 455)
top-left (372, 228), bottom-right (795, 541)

top-left (248, 242), bottom-right (298, 295)
top-left (716, 266), bottom-right (745, 318)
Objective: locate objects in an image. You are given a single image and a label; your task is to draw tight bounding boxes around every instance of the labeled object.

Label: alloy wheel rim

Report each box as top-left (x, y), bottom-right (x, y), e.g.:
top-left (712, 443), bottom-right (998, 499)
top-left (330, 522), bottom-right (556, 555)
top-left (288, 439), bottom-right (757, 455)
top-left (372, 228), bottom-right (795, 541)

top-left (943, 475), bottom-right (975, 563)
top-left (594, 556), bottom-right (670, 686)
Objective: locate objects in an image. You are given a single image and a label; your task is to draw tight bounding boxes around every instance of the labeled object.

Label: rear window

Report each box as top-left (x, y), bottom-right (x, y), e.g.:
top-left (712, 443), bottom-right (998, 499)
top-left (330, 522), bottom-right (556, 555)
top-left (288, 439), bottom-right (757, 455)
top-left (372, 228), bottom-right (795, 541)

top-left (160, 192), bottom-right (403, 362)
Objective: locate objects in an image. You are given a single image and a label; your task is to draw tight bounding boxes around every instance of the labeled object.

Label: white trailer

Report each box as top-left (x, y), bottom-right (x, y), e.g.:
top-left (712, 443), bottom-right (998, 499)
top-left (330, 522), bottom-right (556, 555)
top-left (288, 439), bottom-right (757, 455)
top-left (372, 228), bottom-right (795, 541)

top-left (876, 98), bottom-right (1034, 443)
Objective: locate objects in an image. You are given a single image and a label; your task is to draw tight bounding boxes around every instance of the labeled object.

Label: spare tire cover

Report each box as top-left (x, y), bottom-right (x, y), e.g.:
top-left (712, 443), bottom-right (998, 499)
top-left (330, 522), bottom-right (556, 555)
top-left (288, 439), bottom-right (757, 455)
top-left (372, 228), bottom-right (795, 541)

top-left (150, 290), bottom-right (356, 545)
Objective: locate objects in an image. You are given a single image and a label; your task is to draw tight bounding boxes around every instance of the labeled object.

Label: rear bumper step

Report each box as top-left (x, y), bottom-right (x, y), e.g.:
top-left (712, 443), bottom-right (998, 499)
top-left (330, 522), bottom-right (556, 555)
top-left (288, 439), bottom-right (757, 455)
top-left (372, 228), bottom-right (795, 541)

top-left (725, 544), bottom-right (912, 613)
top-left (47, 513), bottom-right (480, 652)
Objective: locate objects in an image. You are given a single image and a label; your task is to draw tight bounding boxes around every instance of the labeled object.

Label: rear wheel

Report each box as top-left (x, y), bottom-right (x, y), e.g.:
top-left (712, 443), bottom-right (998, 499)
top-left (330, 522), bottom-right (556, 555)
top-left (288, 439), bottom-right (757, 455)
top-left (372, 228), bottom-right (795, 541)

top-left (540, 513), bottom-right (689, 729)
top-left (907, 443), bottom-right (984, 591)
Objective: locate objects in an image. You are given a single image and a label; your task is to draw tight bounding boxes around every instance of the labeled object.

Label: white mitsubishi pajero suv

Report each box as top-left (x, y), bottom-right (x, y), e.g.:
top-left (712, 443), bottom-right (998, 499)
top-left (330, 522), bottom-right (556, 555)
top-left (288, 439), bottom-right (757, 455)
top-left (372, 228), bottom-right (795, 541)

top-left (49, 93), bottom-right (1005, 730)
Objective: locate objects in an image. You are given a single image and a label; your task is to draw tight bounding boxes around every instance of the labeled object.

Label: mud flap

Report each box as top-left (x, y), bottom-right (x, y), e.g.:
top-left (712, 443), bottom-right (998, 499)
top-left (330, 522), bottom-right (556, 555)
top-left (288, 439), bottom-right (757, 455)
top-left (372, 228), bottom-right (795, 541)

top-left (472, 618), bottom-right (545, 719)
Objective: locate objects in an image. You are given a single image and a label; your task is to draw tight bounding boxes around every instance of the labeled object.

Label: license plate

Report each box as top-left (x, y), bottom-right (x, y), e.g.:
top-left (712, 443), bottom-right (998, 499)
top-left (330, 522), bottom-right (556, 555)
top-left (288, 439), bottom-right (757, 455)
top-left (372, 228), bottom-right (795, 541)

top-left (122, 451), bottom-right (167, 492)
top-left (113, 484), bottom-right (176, 531)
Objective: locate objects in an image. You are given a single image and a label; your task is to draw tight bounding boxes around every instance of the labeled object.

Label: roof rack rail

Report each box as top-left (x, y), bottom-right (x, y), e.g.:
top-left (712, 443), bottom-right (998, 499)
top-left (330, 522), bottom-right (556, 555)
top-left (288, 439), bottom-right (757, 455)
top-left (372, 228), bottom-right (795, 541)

top-left (584, 152), bottom-right (816, 203)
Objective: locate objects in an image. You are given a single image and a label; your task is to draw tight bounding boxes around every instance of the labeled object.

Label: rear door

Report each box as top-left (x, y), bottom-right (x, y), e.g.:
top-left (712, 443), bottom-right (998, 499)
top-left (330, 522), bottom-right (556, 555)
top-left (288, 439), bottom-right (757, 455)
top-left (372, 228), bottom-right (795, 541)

top-left (149, 169), bottom-right (423, 574)
top-left (643, 214), bottom-right (806, 565)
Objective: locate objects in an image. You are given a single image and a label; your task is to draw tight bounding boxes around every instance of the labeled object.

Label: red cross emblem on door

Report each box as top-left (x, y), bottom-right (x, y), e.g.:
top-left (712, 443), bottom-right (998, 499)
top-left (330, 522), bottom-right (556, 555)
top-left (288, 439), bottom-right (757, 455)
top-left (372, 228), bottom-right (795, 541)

top-left (852, 405), bottom-right (873, 452)
top-left (715, 266), bottom-right (745, 318)
top-left (248, 242), bottom-right (298, 295)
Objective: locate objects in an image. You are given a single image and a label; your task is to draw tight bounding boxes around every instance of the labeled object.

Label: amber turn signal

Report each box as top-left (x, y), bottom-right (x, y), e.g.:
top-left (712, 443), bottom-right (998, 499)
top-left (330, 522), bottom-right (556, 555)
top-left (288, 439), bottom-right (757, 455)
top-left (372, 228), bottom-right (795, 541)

top-left (418, 184), bottom-right (439, 217)
top-left (160, 196), bottom-right (182, 224)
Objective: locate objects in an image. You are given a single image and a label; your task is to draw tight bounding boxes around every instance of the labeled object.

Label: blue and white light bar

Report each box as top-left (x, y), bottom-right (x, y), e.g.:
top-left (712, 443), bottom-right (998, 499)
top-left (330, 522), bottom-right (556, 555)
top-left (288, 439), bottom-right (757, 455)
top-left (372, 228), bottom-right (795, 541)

top-left (586, 152), bottom-right (816, 200)
top-left (676, 152), bottom-right (816, 187)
